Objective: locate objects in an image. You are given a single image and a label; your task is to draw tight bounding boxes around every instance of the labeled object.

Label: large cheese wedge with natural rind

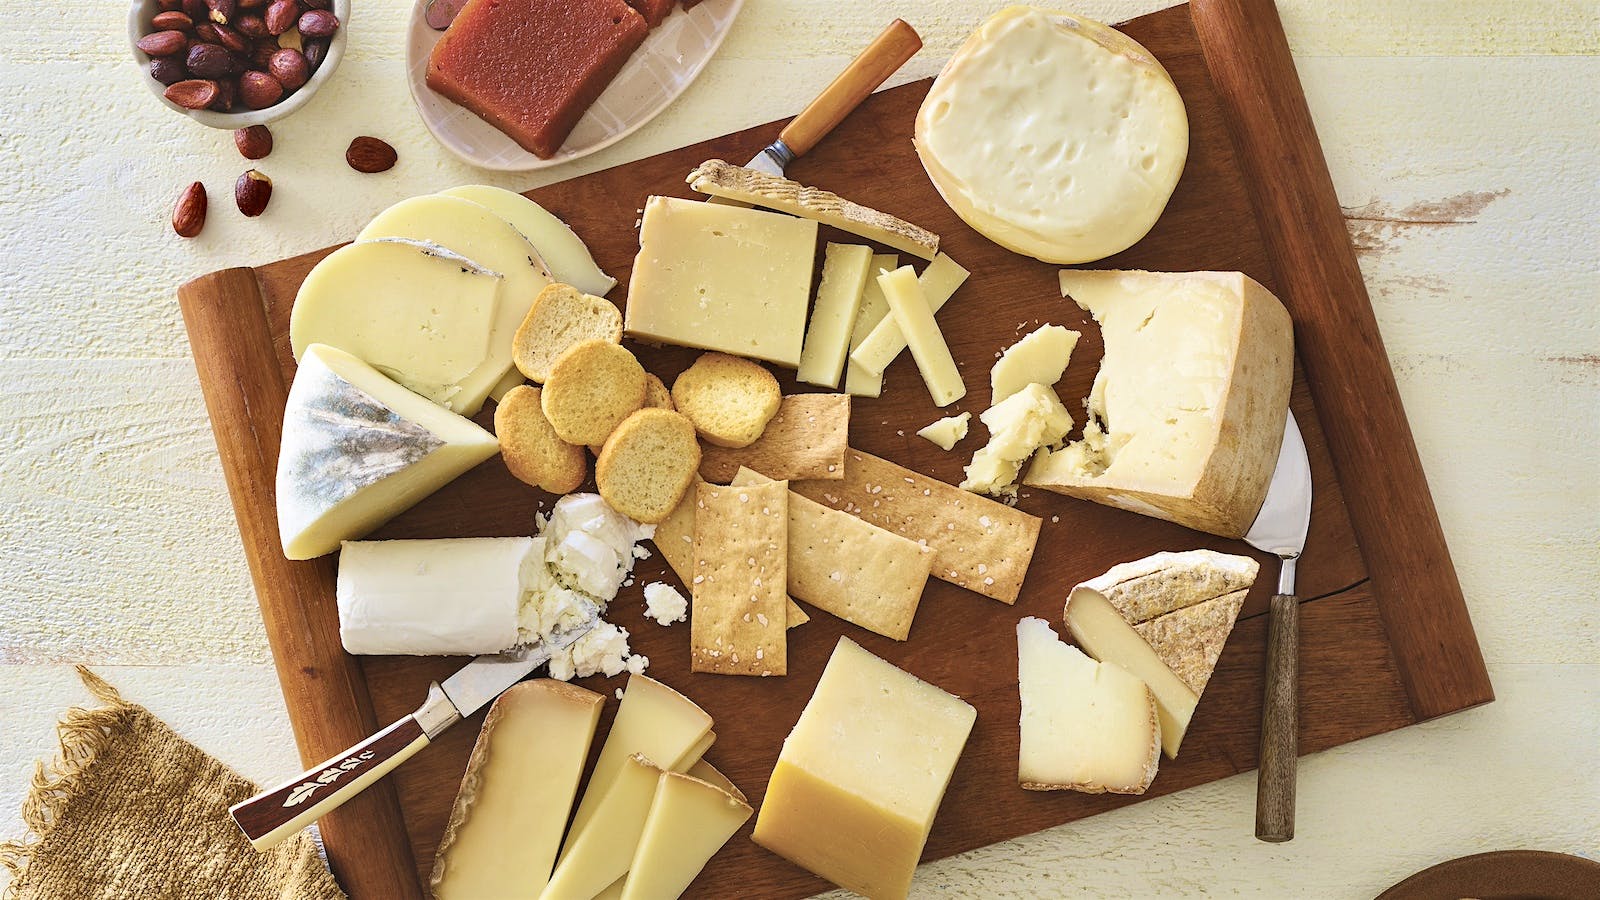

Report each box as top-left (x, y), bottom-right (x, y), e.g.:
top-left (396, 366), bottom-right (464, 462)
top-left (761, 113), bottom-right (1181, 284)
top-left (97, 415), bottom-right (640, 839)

top-left (439, 184), bottom-right (617, 296)
top-left (357, 194), bottom-right (554, 415)
top-left (429, 680), bottom-right (603, 900)
top-left (752, 637), bottom-right (975, 899)
top-left (1017, 617), bottom-right (1159, 794)
top-left (1084, 549), bottom-right (1259, 626)
top-left (276, 344), bottom-right (499, 560)
top-left (289, 239), bottom-right (503, 411)
top-left (621, 771), bottom-right (753, 900)
top-left (1027, 271), bottom-right (1293, 538)
top-left (1136, 590), bottom-right (1247, 697)
top-left (915, 6), bottom-right (1188, 264)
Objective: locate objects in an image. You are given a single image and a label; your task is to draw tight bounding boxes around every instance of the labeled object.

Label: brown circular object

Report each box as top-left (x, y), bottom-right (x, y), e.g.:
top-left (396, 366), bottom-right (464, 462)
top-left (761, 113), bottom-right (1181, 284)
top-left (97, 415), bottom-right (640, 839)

top-left (494, 386), bottom-right (588, 494)
top-left (671, 352), bottom-right (782, 448)
top-left (234, 124), bottom-right (273, 159)
top-left (268, 48), bottom-right (309, 89)
top-left (234, 169), bottom-right (272, 216)
top-left (149, 57), bottom-right (187, 85)
top-left (137, 30), bottom-right (188, 56)
top-left (213, 23), bottom-right (250, 53)
top-left (595, 408), bottom-right (701, 524)
top-left (234, 12), bottom-right (268, 37)
top-left (302, 37), bottom-right (327, 73)
top-left (264, 0), bottom-right (298, 35)
top-left (186, 42), bottom-right (241, 79)
top-left (540, 340), bottom-right (646, 446)
top-left (163, 78), bottom-right (220, 109)
top-left (1378, 850), bottom-right (1600, 900)
top-left (238, 70), bottom-right (283, 108)
top-left (345, 136), bottom-right (398, 173)
top-left (150, 11), bottom-right (195, 30)
top-left (172, 182), bottom-right (207, 238)
top-left (296, 8), bottom-right (338, 37)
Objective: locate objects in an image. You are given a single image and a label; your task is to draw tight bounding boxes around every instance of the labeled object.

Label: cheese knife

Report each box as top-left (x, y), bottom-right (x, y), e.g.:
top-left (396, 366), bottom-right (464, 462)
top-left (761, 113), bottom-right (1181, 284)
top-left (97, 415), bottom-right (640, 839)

top-left (229, 601), bottom-right (599, 850)
top-left (1245, 410), bottom-right (1312, 842)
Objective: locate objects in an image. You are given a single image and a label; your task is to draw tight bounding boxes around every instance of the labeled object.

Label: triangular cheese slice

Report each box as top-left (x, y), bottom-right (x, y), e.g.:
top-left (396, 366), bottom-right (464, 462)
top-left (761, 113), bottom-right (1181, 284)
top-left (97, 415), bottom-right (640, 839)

top-left (276, 344), bottom-right (499, 559)
top-left (1083, 549), bottom-right (1258, 624)
top-left (1134, 589), bottom-right (1247, 696)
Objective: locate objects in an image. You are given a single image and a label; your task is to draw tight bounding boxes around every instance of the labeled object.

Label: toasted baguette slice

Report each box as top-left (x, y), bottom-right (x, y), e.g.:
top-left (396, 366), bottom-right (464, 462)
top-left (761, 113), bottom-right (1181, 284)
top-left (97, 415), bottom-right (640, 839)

top-left (671, 353), bottom-right (781, 449)
top-left (495, 385), bottom-right (587, 494)
top-left (514, 283), bottom-right (624, 383)
top-left (541, 340), bottom-right (647, 446)
top-left (596, 408), bottom-right (701, 523)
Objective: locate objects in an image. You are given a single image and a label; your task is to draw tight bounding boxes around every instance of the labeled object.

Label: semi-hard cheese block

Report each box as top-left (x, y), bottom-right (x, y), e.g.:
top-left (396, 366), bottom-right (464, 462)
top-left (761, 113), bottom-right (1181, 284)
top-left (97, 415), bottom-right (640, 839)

top-left (276, 345), bottom-right (499, 560)
top-left (960, 383), bottom-right (1074, 498)
top-left (621, 771), bottom-right (753, 900)
top-left (687, 159), bottom-right (938, 259)
top-left (429, 680), bottom-right (603, 899)
top-left (878, 265), bottom-right (966, 407)
top-left (915, 7), bottom-right (1188, 264)
top-left (1017, 617), bottom-right (1159, 794)
top-left (797, 243), bottom-right (873, 389)
top-left (990, 324), bottom-right (1080, 403)
top-left (849, 253), bottom-right (971, 377)
top-left (545, 753), bottom-right (664, 899)
top-left (440, 185), bottom-right (617, 296)
top-left (753, 638), bottom-right (976, 900)
top-left (288, 240), bottom-right (502, 412)
top-left (357, 194), bottom-right (554, 416)
top-left (1027, 271), bottom-right (1294, 537)
top-left (625, 197), bottom-right (817, 367)
top-left (844, 253), bottom-right (898, 397)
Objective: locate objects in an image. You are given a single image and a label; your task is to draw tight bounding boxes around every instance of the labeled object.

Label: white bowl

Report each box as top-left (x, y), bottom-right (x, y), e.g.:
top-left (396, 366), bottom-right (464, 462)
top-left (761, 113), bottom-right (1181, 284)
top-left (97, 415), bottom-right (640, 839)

top-left (128, 0), bottom-right (349, 128)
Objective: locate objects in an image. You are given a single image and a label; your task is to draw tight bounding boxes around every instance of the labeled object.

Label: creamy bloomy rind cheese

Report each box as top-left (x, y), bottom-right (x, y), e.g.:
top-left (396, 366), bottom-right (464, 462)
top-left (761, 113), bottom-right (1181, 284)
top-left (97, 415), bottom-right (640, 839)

top-left (429, 680), bottom-right (603, 900)
top-left (915, 6), bottom-right (1188, 264)
top-left (1016, 617), bottom-right (1159, 794)
top-left (1027, 270), bottom-right (1294, 538)
top-left (288, 239), bottom-right (503, 412)
top-left (991, 324), bottom-right (1080, 402)
top-left (438, 184), bottom-right (617, 296)
top-left (357, 195), bottom-right (556, 415)
top-left (620, 771), bottom-right (753, 900)
top-left (753, 637), bottom-right (976, 900)
top-left (960, 382), bottom-right (1074, 498)
top-left (797, 243), bottom-right (874, 389)
top-left (275, 344), bottom-right (499, 560)
top-left (624, 197), bottom-right (818, 367)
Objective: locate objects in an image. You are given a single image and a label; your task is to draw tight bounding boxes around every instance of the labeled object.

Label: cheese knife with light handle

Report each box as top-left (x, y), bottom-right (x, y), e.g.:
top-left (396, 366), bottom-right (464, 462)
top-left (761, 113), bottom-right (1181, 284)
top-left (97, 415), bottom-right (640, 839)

top-left (229, 600), bottom-right (600, 850)
top-left (1244, 409), bottom-right (1313, 842)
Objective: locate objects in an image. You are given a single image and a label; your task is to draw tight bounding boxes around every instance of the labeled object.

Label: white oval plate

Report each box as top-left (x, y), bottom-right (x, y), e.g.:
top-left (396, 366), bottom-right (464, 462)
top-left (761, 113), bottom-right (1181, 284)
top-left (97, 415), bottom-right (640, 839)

top-left (406, 0), bottom-right (743, 172)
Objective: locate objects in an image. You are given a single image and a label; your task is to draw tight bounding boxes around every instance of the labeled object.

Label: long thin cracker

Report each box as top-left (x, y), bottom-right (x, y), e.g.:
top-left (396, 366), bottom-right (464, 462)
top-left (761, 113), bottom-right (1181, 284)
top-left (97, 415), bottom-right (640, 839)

top-left (690, 481), bottom-right (788, 676)
top-left (653, 478), bottom-right (808, 628)
top-left (698, 394), bottom-right (849, 484)
top-left (790, 449), bottom-right (1040, 603)
top-left (733, 468), bottom-right (931, 641)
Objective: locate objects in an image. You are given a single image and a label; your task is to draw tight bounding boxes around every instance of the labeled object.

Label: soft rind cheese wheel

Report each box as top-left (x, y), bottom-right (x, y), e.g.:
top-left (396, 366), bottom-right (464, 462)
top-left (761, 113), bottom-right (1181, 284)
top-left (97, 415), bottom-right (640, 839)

top-left (914, 6), bottom-right (1188, 264)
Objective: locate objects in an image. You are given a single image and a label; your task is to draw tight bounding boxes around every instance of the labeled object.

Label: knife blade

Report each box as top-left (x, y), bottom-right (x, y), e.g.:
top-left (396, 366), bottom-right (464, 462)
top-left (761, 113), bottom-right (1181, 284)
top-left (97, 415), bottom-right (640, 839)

top-left (1244, 409), bottom-right (1312, 842)
top-left (230, 600), bottom-right (599, 850)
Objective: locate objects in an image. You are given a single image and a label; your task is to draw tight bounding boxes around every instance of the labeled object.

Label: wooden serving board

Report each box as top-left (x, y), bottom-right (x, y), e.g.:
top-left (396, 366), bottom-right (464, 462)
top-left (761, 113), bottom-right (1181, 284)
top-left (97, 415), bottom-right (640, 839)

top-left (177, 1), bottom-right (1492, 897)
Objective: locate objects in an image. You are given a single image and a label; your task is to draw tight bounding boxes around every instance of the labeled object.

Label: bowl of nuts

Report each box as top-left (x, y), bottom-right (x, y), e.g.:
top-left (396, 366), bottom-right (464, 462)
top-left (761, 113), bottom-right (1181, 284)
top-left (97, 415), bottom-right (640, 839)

top-left (129, 0), bottom-right (349, 127)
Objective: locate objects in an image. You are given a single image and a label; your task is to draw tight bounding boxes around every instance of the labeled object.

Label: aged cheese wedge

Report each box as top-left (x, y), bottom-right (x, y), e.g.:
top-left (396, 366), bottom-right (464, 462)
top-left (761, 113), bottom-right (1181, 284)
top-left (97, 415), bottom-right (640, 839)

top-left (621, 771), bottom-right (754, 900)
top-left (687, 159), bottom-right (938, 259)
top-left (915, 7), bottom-right (1188, 264)
top-left (545, 754), bottom-right (665, 899)
top-left (917, 412), bottom-right (971, 451)
top-left (429, 680), bottom-right (603, 899)
top-left (289, 239), bottom-right (503, 412)
top-left (439, 184), bottom-right (616, 296)
top-left (625, 197), bottom-right (818, 367)
top-left (1065, 586), bottom-right (1197, 758)
top-left (991, 324), bottom-right (1080, 402)
top-left (685, 759), bottom-right (746, 803)
top-left (960, 382), bottom-right (1073, 498)
top-left (1017, 617), bottom-right (1159, 794)
top-left (1086, 549), bottom-right (1260, 625)
top-left (753, 637), bottom-right (976, 899)
top-left (357, 195), bottom-right (555, 416)
top-left (844, 253), bottom-right (898, 397)
top-left (1027, 271), bottom-right (1294, 537)
top-left (1136, 590), bottom-right (1247, 697)
top-left (848, 253), bottom-right (971, 377)
top-left (878, 265), bottom-right (966, 407)
top-left (276, 344), bottom-right (500, 560)
top-left (798, 243), bottom-right (874, 389)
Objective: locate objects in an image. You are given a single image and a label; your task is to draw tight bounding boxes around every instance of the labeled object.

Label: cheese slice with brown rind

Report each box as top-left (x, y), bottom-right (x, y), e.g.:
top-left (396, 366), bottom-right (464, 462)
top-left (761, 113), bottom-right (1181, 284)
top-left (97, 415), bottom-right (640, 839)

top-left (1085, 549), bottom-right (1259, 624)
top-left (1134, 589), bottom-right (1247, 696)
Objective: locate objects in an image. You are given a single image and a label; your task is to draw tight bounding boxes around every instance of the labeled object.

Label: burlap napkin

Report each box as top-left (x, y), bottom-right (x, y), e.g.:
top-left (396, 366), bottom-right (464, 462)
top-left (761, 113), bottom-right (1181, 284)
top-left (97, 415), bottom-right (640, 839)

top-left (0, 667), bottom-right (346, 900)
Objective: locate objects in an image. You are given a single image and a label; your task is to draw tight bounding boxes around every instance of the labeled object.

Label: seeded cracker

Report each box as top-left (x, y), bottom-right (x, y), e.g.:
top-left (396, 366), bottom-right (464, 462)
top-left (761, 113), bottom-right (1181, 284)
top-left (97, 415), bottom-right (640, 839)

top-left (699, 394), bottom-right (850, 483)
top-left (653, 478), bottom-right (809, 628)
top-left (690, 481), bottom-right (788, 675)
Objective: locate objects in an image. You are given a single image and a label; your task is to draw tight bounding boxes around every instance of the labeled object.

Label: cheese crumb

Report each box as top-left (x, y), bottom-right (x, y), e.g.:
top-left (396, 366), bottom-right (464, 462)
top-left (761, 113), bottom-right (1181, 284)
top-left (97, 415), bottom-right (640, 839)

top-left (643, 582), bottom-right (688, 626)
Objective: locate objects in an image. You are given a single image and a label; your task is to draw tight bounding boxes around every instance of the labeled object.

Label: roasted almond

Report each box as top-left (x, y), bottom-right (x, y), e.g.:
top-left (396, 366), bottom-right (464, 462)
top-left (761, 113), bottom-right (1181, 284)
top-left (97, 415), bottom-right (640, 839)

top-left (186, 42), bottom-right (242, 79)
top-left (207, 0), bottom-right (237, 25)
top-left (137, 30), bottom-right (189, 56)
top-left (296, 9), bottom-right (338, 37)
top-left (164, 78), bottom-right (220, 109)
top-left (210, 76), bottom-right (238, 111)
top-left (214, 23), bottom-right (250, 53)
top-left (173, 182), bottom-right (207, 238)
top-left (235, 169), bottom-right (273, 216)
top-left (268, 48), bottom-right (309, 89)
top-left (235, 12), bottom-right (268, 37)
top-left (151, 10), bottom-right (194, 30)
top-left (345, 136), bottom-right (398, 173)
top-left (265, 0), bottom-right (298, 34)
top-left (234, 124), bottom-right (273, 159)
top-left (303, 37), bottom-right (327, 73)
top-left (149, 57), bottom-right (187, 85)
top-left (238, 70), bottom-right (283, 108)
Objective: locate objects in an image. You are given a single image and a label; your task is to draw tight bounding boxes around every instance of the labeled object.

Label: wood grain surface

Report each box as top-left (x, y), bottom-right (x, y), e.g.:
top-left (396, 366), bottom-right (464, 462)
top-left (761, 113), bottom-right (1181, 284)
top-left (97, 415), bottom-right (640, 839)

top-left (170, 2), bottom-right (1491, 897)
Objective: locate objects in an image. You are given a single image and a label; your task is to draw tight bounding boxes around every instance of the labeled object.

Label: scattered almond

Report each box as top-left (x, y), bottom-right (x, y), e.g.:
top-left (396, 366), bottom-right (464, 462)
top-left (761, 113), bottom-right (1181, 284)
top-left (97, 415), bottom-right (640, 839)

top-left (172, 182), bottom-right (207, 238)
top-left (235, 169), bottom-right (272, 217)
top-left (346, 137), bottom-right (398, 174)
top-left (234, 124), bottom-right (272, 160)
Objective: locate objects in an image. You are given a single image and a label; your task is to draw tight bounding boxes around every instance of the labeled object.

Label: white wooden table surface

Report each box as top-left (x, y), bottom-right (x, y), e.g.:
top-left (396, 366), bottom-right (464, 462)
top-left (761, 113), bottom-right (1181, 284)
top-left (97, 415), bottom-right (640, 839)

top-left (2, 1), bottom-right (1596, 895)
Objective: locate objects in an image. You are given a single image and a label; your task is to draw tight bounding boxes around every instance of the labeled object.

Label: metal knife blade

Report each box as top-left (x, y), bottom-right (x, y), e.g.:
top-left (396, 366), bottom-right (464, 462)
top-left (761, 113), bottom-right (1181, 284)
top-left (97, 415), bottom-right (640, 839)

top-left (1245, 410), bottom-right (1312, 570)
top-left (438, 599), bottom-right (600, 720)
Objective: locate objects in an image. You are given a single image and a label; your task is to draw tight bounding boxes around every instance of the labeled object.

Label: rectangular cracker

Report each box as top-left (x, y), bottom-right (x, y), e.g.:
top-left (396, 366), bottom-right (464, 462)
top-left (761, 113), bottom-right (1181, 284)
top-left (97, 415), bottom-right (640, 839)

top-left (699, 394), bottom-right (850, 484)
top-left (733, 468), bottom-right (932, 641)
top-left (690, 481), bottom-right (788, 676)
top-left (790, 449), bottom-right (1041, 604)
top-left (654, 479), bottom-right (808, 628)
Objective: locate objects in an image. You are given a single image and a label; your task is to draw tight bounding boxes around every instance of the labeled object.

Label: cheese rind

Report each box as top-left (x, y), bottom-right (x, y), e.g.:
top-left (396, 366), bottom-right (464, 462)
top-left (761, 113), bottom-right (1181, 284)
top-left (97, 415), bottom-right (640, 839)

top-left (960, 383), bottom-right (1073, 497)
top-left (753, 638), bottom-right (975, 899)
top-left (991, 324), bottom-right (1080, 402)
top-left (915, 7), bottom-right (1188, 264)
top-left (848, 253), bottom-right (971, 376)
top-left (545, 754), bottom-right (664, 900)
top-left (429, 681), bottom-right (603, 899)
top-left (288, 240), bottom-right (503, 412)
top-left (276, 344), bottom-right (500, 560)
top-left (1016, 617), bottom-right (1159, 794)
top-left (1082, 549), bottom-right (1260, 625)
top-left (844, 253), bottom-right (899, 398)
top-left (798, 243), bottom-right (874, 388)
top-left (1027, 270), bottom-right (1293, 538)
top-left (1065, 586), bottom-right (1198, 758)
top-left (621, 772), bottom-right (753, 900)
top-left (1136, 590), bottom-right (1247, 697)
top-left (878, 265), bottom-right (966, 407)
top-left (624, 197), bottom-right (818, 367)
top-left (336, 537), bottom-right (533, 655)
top-left (438, 184), bottom-right (617, 296)
top-left (917, 412), bottom-right (971, 451)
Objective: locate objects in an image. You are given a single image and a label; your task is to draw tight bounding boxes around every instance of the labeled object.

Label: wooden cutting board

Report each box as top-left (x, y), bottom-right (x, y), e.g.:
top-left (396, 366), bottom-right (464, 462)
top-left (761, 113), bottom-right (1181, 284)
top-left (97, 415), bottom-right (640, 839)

top-left (177, 1), bottom-right (1493, 896)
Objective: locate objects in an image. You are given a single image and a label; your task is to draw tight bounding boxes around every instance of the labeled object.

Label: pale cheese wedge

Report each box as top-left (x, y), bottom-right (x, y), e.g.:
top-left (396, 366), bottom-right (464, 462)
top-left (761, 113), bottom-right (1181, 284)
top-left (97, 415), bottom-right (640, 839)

top-left (917, 412), bottom-right (971, 451)
top-left (621, 771), bottom-right (753, 900)
top-left (1065, 586), bottom-right (1197, 758)
top-left (991, 324), bottom-right (1080, 402)
top-left (439, 184), bottom-right (617, 296)
top-left (685, 759), bottom-right (747, 803)
top-left (545, 754), bottom-right (664, 899)
top-left (1017, 617), bottom-right (1159, 794)
top-left (429, 681), bottom-right (603, 899)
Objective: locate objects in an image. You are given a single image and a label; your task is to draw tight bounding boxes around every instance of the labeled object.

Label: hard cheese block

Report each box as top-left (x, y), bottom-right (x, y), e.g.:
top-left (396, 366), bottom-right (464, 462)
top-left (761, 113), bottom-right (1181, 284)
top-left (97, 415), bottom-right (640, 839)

top-left (625, 197), bottom-right (818, 367)
top-left (288, 239), bottom-right (502, 413)
top-left (621, 771), bottom-right (753, 900)
top-left (797, 243), bottom-right (873, 389)
top-left (439, 185), bottom-right (617, 296)
top-left (753, 637), bottom-right (975, 900)
top-left (336, 537), bottom-right (535, 655)
top-left (276, 344), bottom-right (499, 560)
top-left (429, 680), bottom-right (603, 899)
top-left (1017, 617), bottom-right (1159, 794)
top-left (1027, 270), bottom-right (1294, 538)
